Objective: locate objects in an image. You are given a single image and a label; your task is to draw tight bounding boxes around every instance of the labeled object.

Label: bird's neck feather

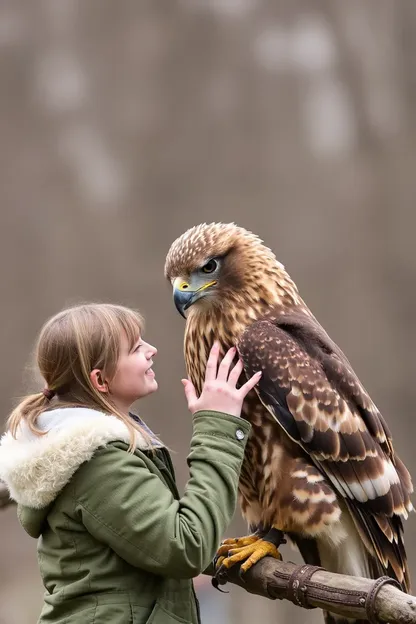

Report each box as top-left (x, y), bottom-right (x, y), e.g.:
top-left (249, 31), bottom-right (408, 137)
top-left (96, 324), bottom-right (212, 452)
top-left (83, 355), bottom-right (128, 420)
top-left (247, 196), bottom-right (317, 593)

top-left (183, 268), bottom-right (304, 391)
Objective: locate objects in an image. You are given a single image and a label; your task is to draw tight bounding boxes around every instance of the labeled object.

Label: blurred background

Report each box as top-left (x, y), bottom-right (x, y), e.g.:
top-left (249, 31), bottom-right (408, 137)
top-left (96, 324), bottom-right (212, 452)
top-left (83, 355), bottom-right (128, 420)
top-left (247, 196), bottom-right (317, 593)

top-left (1, 0), bottom-right (415, 622)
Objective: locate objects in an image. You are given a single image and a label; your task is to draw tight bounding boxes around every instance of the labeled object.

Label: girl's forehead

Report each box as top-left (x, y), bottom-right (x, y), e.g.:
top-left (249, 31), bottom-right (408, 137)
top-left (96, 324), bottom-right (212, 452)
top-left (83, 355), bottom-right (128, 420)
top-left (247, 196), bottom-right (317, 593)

top-left (120, 328), bottom-right (140, 347)
top-left (121, 317), bottom-right (142, 336)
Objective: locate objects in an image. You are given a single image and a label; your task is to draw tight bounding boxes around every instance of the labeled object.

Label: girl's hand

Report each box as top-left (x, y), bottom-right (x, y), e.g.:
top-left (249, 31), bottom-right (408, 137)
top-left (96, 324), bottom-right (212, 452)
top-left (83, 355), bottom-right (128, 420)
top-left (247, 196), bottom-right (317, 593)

top-left (182, 342), bottom-right (262, 418)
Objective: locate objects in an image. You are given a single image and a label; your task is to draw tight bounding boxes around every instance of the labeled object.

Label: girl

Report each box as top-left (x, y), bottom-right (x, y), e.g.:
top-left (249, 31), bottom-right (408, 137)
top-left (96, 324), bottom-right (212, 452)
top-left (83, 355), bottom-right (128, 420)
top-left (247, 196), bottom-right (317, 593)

top-left (0, 303), bottom-right (261, 624)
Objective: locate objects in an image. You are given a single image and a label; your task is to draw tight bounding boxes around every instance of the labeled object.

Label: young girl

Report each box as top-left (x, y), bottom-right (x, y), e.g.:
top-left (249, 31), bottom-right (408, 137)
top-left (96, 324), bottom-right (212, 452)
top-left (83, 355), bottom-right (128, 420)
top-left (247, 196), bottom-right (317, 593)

top-left (0, 303), bottom-right (261, 624)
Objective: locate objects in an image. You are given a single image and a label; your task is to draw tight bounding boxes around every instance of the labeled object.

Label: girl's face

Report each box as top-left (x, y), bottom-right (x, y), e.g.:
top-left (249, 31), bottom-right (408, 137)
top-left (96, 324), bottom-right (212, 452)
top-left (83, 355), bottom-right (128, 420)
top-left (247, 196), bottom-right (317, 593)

top-left (108, 332), bottom-right (158, 412)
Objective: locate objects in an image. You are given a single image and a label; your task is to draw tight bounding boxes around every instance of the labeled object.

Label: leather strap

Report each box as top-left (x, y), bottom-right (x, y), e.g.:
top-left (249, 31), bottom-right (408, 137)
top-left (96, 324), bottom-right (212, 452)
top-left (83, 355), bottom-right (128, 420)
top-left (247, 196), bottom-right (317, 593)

top-left (365, 576), bottom-right (401, 624)
top-left (287, 564), bottom-right (324, 609)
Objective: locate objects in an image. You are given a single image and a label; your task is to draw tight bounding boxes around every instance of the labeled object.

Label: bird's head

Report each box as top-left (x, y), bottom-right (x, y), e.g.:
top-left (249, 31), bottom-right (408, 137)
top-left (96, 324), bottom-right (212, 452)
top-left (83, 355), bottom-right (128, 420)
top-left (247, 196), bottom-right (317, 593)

top-left (164, 222), bottom-right (296, 320)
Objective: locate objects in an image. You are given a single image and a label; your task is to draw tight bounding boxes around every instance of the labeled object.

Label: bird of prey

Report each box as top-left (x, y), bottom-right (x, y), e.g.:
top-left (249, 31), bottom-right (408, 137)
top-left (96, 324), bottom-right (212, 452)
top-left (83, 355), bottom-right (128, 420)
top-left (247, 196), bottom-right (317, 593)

top-left (165, 222), bottom-right (413, 624)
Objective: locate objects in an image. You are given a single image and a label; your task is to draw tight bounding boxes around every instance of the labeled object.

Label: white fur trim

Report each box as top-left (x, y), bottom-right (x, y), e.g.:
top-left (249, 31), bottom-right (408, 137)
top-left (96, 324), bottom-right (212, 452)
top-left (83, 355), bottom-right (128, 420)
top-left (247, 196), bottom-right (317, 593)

top-left (0, 408), bottom-right (158, 509)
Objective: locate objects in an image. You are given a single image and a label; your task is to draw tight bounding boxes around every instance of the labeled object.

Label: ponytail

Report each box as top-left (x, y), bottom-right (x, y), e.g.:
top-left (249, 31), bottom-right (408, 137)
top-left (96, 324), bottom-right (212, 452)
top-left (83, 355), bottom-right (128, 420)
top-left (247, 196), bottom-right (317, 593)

top-left (7, 391), bottom-right (53, 438)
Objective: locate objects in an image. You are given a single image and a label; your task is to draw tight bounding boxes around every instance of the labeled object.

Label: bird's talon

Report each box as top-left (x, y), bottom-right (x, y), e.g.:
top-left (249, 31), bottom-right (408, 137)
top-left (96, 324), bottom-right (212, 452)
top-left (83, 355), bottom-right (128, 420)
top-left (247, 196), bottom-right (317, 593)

top-left (211, 576), bottom-right (229, 592)
top-left (212, 563), bottom-right (230, 591)
top-left (214, 533), bottom-right (284, 575)
top-left (214, 554), bottom-right (225, 570)
top-left (238, 566), bottom-right (247, 582)
top-left (217, 534), bottom-right (260, 557)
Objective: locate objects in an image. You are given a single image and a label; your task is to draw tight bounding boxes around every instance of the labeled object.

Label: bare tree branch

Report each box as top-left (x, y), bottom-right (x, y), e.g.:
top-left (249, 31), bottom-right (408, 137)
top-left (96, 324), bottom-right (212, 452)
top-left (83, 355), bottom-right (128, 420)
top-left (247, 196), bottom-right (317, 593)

top-left (204, 558), bottom-right (416, 623)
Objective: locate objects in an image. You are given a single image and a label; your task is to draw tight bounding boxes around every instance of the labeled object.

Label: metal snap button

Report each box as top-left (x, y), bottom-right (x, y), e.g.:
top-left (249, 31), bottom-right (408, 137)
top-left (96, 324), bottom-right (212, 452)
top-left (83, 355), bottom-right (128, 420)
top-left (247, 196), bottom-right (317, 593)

top-left (235, 429), bottom-right (245, 441)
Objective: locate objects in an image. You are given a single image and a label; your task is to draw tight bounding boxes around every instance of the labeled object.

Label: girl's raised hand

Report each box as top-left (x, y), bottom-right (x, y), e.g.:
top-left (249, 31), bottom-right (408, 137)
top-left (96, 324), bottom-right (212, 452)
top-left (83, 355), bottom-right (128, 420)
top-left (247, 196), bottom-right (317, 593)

top-left (182, 342), bottom-right (262, 417)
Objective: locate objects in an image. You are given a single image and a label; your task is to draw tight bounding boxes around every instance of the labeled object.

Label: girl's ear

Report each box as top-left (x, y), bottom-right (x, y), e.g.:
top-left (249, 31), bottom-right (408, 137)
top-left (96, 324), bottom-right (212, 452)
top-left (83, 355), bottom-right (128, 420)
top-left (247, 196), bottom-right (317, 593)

top-left (90, 369), bottom-right (109, 394)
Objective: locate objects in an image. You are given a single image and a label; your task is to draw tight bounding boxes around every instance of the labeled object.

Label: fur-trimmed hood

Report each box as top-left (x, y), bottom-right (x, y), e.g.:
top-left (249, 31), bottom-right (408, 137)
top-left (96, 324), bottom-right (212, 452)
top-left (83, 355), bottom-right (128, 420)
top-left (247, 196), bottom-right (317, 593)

top-left (0, 407), bottom-right (160, 511)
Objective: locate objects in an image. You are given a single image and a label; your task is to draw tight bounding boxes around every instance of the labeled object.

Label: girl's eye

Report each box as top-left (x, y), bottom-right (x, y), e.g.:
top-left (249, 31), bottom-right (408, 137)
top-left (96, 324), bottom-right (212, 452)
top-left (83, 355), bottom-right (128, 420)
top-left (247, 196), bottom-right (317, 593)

top-left (201, 259), bottom-right (218, 274)
top-left (135, 344), bottom-right (143, 352)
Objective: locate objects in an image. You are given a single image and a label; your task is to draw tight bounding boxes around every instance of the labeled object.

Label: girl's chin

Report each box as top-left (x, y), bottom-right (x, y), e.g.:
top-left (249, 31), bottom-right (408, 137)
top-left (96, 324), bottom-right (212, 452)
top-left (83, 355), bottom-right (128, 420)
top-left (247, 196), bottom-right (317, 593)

top-left (146, 378), bottom-right (158, 392)
top-left (135, 378), bottom-right (158, 400)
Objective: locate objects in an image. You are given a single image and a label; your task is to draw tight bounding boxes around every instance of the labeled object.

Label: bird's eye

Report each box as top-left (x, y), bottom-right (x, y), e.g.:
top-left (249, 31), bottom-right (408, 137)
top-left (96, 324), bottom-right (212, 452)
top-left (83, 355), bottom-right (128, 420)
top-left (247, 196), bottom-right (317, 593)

top-left (201, 259), bottom-right (218, 274)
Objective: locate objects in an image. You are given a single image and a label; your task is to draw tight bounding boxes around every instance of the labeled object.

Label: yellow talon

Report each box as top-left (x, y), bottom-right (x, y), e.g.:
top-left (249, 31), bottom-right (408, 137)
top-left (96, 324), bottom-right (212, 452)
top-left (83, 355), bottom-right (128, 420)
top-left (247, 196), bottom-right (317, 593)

top-left (216, 534), bottom-right (260, 562)
top-left (215, 555), bottom-right (225, 568)
top-left (217, 537), bottom-right (282, 574)
top-left (239, 540), bottom-right (282, 573)
top-left (214, 529), bottom-right (285, 583)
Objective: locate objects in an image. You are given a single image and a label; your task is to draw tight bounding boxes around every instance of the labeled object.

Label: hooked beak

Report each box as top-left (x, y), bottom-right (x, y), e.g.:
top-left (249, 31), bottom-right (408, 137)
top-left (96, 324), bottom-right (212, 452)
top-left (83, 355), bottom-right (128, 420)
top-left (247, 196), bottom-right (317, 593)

top-left (173, 278), bottom-right (217, 319)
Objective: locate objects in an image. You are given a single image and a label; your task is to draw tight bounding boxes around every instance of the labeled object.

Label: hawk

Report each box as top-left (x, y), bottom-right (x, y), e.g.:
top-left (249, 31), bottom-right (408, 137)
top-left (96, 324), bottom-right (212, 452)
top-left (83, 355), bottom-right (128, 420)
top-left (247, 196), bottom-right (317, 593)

top-left (164, 222), bottom-right (413, 624)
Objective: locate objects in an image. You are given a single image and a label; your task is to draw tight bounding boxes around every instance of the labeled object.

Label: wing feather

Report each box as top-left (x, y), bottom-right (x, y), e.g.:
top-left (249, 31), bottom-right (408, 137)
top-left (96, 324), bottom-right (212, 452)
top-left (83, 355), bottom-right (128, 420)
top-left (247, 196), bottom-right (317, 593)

top-left (239, 317), bottom-right (413, 589)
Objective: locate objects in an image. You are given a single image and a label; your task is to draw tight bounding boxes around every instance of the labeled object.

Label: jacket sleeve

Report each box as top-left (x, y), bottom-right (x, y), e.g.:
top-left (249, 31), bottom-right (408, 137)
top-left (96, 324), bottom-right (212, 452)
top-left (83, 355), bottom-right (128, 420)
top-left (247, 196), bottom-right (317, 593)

top-left (72, 410), bottom-right (251, 579)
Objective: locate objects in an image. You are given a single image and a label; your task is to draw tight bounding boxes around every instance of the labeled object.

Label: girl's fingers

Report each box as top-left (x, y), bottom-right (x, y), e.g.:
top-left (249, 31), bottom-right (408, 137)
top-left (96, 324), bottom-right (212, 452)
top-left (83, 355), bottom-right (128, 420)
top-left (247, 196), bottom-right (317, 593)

top-left (182, 379), bottom-right (197, 410)
top-left (227, 359), bottom-right (244, 387)
top-left (204, 342), bottom-right (220, 382)
top-left (217, 346), bottom-right (237, 381)
top-left (239, 371), bottom-right (262, 397)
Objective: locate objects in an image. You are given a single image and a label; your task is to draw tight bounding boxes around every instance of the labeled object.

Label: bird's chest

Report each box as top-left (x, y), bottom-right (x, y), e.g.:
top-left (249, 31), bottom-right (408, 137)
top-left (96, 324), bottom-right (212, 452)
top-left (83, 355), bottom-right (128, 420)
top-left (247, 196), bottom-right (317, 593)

top-left (239, 398), bottom-right (289, 488)
top-left (238, 396), bottom-right (302, 514)
top-left (183, 310), bottom-right (265, 395)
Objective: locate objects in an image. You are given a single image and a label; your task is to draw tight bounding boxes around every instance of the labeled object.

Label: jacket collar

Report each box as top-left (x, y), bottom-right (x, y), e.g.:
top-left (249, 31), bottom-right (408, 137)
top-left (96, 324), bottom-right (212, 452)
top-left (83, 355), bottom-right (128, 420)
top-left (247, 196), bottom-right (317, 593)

top-left (0, 407), bottom-right (161, 509)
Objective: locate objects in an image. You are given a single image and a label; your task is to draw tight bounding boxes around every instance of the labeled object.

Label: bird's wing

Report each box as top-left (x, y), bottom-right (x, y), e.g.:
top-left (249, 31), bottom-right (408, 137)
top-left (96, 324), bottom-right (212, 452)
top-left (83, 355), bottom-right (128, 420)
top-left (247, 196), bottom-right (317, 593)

top-left (238, 318), bottom-right (413, 589)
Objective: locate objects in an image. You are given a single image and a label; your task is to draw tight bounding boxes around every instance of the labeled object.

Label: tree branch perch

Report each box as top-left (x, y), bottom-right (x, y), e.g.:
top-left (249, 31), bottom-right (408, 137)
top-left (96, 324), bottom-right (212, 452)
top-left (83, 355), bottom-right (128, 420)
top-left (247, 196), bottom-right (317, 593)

top-left (204, 558), bottom-right (416, 623)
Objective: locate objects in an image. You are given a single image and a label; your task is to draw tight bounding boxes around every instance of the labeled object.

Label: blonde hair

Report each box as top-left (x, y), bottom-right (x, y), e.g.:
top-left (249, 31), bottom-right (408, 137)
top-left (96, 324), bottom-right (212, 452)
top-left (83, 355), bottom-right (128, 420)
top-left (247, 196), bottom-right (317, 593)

top-left (7, 303), bottom-right (157, 451)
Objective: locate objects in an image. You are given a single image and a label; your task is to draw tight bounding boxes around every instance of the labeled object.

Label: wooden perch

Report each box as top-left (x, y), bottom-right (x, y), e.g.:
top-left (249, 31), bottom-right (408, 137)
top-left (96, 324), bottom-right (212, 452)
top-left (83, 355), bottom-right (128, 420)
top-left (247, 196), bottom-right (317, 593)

top-left (204, 558), bottom-right (416, 623)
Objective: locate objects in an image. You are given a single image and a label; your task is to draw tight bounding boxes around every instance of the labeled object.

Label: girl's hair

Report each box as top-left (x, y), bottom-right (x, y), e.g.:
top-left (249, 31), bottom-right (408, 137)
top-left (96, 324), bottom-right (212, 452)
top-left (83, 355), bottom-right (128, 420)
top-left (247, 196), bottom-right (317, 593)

top-left (7, 303), bottom-right (156, 451)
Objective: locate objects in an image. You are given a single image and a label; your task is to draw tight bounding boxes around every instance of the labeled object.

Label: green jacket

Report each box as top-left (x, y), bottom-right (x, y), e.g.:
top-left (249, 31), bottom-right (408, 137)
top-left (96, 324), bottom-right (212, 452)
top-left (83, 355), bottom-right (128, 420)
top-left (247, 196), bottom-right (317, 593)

top-left (0, 407), bottom-right (251, 623)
